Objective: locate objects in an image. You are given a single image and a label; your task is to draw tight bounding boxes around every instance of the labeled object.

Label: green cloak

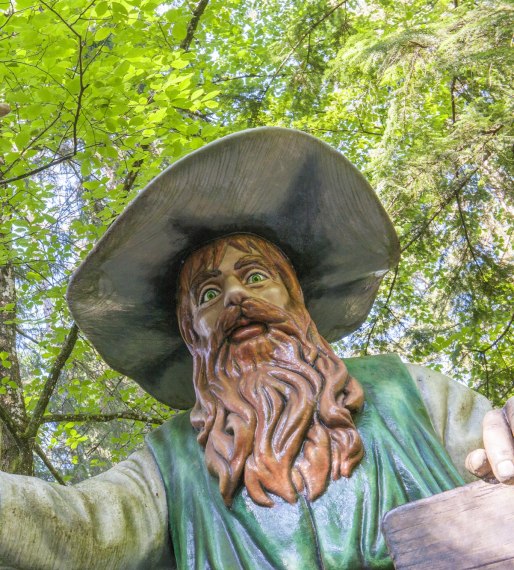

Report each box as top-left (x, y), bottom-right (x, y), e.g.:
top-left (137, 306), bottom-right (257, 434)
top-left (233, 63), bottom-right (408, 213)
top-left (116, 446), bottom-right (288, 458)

top-left (147, 354), bottom-right (464, 569)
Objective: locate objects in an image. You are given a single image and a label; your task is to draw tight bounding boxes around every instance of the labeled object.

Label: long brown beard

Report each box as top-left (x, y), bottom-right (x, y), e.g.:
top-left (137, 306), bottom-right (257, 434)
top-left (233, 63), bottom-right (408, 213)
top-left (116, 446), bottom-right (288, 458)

top-left (190, 297), bottom-right (364, 507)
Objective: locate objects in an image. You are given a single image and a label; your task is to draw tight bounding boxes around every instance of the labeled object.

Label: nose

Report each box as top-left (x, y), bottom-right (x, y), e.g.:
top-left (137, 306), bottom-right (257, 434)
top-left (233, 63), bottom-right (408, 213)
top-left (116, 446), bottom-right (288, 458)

top-left (223, 277), bottom-right (250, 307)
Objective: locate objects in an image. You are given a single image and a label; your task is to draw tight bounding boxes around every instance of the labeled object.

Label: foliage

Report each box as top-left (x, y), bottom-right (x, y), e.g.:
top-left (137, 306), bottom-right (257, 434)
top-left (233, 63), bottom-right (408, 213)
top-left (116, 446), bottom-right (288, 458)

top-left (0, 0), bottom-right (512, 481)
top-left (0, 0), bottom-right (223, 480)
top-left (327, 1), bottom-right (514, 407)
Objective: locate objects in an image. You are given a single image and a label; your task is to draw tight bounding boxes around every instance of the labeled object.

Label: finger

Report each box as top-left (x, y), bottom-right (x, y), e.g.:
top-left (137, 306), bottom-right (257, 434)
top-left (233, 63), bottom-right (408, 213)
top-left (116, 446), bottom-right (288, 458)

top-left (483, 408), bottom-right (514, 484)
top-left (504, 397), bottom-right (514, 434)
top-left (465, 448), bottom-right (494, 479)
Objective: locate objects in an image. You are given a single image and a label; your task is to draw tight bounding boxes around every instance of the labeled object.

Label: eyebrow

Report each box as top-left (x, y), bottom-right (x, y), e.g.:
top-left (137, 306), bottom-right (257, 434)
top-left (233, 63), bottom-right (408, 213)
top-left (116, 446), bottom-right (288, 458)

top-left (190, 269), bottom-right (221, 300)
top-left (234, 255), bottom-right (270, 271)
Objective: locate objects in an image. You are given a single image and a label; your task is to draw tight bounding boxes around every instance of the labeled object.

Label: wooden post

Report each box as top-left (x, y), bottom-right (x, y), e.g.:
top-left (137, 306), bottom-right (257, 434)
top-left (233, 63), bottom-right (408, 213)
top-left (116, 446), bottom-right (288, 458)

top-left (383, 481), bottom-right (514, 569)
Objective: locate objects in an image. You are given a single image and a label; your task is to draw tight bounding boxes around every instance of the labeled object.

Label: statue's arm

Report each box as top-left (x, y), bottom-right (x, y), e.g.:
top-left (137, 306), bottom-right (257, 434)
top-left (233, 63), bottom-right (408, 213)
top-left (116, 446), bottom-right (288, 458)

top-left (0, 446), bottom-right (173, 570)
top-left (405, 363), bottom-right (493, 483)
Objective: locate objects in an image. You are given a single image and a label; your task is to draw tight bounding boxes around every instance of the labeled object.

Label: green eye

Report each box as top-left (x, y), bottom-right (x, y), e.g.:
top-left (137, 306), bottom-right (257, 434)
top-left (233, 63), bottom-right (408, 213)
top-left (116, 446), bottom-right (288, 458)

top-left (247, 272), bottom-right (267, 284)
top-left (200, 288), bottom-right (219, 304)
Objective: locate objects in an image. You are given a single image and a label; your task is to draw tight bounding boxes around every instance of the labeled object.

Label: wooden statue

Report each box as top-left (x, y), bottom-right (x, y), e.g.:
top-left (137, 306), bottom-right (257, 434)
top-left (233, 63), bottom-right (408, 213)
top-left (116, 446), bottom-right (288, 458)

top-left (0, 128), bottom-right (512, 569)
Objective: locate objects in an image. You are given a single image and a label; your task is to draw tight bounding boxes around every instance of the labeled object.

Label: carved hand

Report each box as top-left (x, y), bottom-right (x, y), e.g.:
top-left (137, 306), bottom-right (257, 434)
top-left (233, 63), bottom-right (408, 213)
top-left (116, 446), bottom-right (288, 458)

top-left (466, 397), bottom-right (514, 484)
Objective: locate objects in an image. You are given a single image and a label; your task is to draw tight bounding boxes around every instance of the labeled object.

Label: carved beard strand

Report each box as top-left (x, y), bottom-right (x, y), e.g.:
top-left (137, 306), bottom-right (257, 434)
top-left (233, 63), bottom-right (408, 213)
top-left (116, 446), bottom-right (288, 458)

top-left (190, 298), bottom-right (364, 507)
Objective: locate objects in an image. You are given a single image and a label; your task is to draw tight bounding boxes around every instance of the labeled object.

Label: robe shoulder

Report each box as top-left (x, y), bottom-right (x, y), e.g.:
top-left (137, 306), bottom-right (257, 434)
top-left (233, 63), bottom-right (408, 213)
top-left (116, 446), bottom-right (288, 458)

top-left (405, 361), bottom-right (492, 482)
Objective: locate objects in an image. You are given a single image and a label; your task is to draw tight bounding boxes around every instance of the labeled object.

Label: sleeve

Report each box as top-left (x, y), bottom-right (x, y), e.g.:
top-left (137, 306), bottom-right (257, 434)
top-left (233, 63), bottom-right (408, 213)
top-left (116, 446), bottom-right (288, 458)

top-left (405, 363), bottom-right (493, 483)
top-left (0, 445), bottom-right (174, 570)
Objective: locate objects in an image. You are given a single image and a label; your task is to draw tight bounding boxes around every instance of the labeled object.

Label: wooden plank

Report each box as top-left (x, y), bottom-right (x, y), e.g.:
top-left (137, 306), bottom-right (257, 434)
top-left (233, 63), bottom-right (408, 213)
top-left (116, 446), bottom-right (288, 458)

top-left (382, 481), bottom-right (514, 569)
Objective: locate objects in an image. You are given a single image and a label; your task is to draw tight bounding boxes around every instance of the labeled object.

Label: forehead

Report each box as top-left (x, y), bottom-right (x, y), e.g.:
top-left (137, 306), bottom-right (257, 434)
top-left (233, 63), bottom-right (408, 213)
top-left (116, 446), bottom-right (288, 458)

top-left (200, 245), bottom-right (271, 271)
top-left (182, 235), bottom-right (286, 275)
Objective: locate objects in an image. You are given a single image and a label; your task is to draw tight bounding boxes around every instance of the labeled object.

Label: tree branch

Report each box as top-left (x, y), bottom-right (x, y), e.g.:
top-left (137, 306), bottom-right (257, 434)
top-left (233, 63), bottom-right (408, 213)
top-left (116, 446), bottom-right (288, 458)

top-left (400, 164), bottom-right (481, 253)
top-left (34, 442), bottom-right (66, 485)
top-left (24, 324), bottom-right (79, 439)
top-left (158, 21), bottom-right (174, 50)
top-left (455, 190), bottom-right (485, 277)
top-left (450, 76), bottom-right (457, 124)
top-left (313, 126), bottom-right (384, 137)
top-left (120, 0), bottom-right (211, 190)
top-left (122, 148), bottom-right (148, 194)
top-left (40, 1), bottom-right (81, 39)
top-left (42, 411), bottom-right (166, 425)
top-left (363, 264), bottom-right (399, 354)
top-left (0, 104), bottom-right (65, 179)
top-left (72, 30), bottom-right (86, 154)
top-left (71, 0), bottom-right (97, 26)
top-left (15, 326), bottom-right (39, 345)
top-left (254, 0), bottom-right (348, 113)
top-left (0, 3), bottom-right (14, 32)
top-left (472, 312), bottom-right (514, 354)
top-left (110, 0), bottom-right (212, 196)
top-left (400, 123), bottom-right (504, 254)
top-left (0, 152), bottom-right (76, 185)
top-left (213, 73), bottom-right (284, 83)
top-left (180, 0), bottom-right (210, 51)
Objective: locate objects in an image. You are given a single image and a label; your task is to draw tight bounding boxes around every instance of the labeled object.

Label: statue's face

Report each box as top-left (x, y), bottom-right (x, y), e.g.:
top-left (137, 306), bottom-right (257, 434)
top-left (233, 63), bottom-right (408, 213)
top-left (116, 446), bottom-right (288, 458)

top-left (188, 245), bottom-right (291, 344)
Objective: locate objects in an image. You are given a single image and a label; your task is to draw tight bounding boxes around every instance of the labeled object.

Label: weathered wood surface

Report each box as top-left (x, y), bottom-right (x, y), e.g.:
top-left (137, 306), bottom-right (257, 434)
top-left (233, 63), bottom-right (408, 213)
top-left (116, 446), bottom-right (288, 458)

top-left (383, 481), bottom-right (514, 569)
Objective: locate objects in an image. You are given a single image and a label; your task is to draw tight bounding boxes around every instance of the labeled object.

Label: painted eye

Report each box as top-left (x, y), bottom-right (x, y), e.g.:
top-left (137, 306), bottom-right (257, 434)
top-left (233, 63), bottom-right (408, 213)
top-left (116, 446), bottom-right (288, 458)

top-left (246, 272), bottom-right (267, 284)
top-left (200, 288), bottom-right (220, 304)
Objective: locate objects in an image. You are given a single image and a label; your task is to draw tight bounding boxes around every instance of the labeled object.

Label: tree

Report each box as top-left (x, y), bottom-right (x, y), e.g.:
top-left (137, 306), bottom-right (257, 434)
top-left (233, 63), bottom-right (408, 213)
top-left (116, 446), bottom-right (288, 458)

top-left (0, 0), bottom-right (512, 482)
top-left (209, 0), bottom-right (514, 405)
top-left (324, 0), bottom-right (514, 407)
top-left (0, 0), bottom-right (222, 481)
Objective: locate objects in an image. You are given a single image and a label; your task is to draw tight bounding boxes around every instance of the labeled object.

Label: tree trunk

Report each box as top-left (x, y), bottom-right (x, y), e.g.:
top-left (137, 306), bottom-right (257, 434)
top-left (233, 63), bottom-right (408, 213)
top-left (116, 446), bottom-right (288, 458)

top-left (0, 257), bottom-right (33, 475)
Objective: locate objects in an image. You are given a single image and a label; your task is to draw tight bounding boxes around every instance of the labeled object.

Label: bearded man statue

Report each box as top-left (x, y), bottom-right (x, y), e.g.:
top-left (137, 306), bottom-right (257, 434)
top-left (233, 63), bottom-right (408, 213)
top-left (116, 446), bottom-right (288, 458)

top-left (0, 128), bottom-right (511, 570)
top-left (177, 234), bottom-right (364, 507)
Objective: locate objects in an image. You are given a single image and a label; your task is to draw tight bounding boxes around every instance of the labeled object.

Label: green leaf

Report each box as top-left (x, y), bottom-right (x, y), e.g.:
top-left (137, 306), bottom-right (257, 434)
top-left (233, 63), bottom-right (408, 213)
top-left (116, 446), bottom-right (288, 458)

top-left (171, 58), bottom-right (189, 70)
top-left (95, 2), bottom-right (109, 16)
top-left (26, 271), bottom-right (42, 282)
top-left (171, 21), bottom-right (187, 41)
top-left (94, 27), bottom-right (112, 42)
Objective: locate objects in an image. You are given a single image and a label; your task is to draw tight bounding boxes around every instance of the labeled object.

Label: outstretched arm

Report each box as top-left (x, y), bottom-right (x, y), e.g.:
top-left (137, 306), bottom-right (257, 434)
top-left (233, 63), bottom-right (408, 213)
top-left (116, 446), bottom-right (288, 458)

top-left (0, 447), bottom-right (173, 570)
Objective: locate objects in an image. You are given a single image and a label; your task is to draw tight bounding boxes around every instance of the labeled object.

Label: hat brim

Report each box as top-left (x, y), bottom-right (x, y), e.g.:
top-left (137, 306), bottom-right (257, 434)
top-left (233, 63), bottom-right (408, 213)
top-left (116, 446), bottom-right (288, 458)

top-left (67, 128), bottom-right (399, 408)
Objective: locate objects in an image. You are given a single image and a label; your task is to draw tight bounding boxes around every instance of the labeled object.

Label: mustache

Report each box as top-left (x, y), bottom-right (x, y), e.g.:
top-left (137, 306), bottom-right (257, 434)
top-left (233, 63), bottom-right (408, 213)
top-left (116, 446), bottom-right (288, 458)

top-left (216, 298), bottom-right (305, 342)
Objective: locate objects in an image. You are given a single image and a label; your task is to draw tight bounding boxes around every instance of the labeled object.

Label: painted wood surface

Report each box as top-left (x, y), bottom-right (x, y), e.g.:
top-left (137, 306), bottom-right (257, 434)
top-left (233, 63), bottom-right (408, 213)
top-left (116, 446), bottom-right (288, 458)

top-left (383, 480), bottom-right (514, 569)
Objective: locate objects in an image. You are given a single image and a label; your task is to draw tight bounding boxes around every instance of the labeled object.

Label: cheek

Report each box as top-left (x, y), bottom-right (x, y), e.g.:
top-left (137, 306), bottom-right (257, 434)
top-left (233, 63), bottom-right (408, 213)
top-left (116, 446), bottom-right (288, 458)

top-left (260, 283), bottom-right (290, 309)
top-left (193, 309), bottom-right (219, 340)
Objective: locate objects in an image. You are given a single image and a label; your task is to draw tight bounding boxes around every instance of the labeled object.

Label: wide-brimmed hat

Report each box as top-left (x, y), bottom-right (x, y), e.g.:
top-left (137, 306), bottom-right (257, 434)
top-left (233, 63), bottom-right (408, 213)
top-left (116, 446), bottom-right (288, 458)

top-left (67, 128), bottom-right (399, 409)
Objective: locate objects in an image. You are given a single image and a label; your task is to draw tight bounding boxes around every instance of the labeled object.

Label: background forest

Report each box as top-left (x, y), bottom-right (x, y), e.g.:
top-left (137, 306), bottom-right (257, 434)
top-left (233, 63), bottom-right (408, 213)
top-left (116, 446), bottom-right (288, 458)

top-left (0, 0), bottom-right (512, 483)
